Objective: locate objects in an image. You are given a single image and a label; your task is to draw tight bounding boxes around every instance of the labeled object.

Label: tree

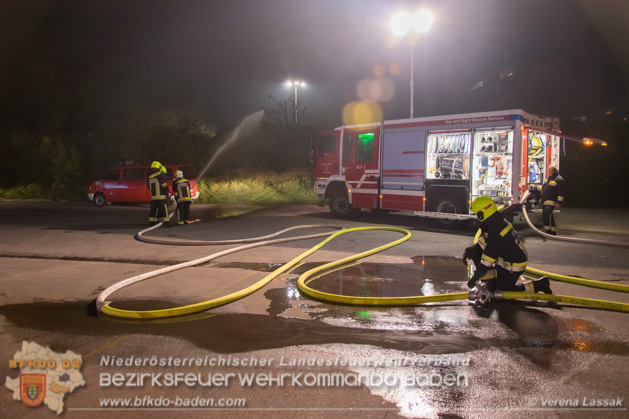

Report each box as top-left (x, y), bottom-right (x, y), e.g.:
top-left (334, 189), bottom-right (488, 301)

top-left (122, 100), bottom-right (218, 169)
top-left (266, 94), bottom-right (307, 129)
top-left (39, 136), bottom-right (82, 197)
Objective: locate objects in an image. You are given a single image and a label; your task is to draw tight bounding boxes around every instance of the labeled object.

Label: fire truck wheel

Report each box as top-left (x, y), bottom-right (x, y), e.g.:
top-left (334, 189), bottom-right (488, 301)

top-left (329, 193), bottom-right (360, 218)
top-left (94, 192), bottom-right (107, 207)
top-left (434, 199), bottom-right (464, 229)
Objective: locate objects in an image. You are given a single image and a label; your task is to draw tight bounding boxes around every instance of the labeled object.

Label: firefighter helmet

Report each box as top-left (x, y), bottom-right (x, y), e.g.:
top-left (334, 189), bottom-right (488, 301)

top-left (175, 170), bottom-right (183, 179)
top-left (151, 161), bottom-right (167, 174)
top-left (471, 196), bottom-right (497, 221)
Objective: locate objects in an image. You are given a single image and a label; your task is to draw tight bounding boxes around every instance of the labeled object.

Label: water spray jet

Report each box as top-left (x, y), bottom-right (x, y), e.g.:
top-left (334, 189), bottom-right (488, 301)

top-left (198, 110), bottom-right (264, 179)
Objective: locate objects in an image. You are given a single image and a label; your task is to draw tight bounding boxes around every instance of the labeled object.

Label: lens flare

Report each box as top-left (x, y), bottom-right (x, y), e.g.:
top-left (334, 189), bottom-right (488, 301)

top-left (390, 12), bottom-right (412, 36)
top-left (373, 64), bottom-right (386, 77)
top-left (390, 10), bottom-right (433, 36)
top-left (357, 77), bottom-right (396, 102)
top-left (389, 63), bottom-right (402, 76)
top-left (342, 101), bottom-right (383, 126)
top-left (413, 10), bottom-right (433, 33)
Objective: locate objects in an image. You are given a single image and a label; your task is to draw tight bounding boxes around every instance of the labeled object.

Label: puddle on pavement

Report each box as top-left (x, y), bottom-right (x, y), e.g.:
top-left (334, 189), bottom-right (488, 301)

top-left (296, 257), bottom-right (467, 298)
top-left (262, 257), bottom-right (468, 321)
top-left (213, 256), bottom-right (467, 306)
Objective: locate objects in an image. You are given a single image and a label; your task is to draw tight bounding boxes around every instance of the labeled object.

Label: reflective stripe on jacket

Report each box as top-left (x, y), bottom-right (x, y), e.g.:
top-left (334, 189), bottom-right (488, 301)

top-left (147, 169), bottom-right (169, 200)
top-left (477, 211), bottom-right (528, 271)
top-left (173, 178), bottom-right (192, 202)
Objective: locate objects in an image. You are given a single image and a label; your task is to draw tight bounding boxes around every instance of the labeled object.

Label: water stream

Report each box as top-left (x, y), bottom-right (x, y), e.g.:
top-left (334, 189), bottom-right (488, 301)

top-left (198, 110), bottom-right (264, 179)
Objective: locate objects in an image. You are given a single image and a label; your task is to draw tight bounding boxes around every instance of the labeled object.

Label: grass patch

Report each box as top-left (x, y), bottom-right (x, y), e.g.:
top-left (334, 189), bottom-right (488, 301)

top-left (0, 184), bottom-right (46, 199)
top-left (196, 172), bottom-right (316, 204)
top-left (0, 183), bottom-right (86, 201)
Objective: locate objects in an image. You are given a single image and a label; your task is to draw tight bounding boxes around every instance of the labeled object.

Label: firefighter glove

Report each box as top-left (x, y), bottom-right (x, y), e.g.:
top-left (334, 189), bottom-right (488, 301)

top-left (462, 245), bottom-right (482, 267)
top-left (467, 264), bottom-right (489, 289)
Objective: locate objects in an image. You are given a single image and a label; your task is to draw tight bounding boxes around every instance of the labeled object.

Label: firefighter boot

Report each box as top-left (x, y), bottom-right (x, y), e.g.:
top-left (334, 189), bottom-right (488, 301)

top-left (533, 277), bottom-right (553, 294)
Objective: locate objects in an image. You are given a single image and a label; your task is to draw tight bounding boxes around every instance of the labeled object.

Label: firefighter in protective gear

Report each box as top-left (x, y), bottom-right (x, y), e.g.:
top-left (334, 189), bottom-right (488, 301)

top-left (463, 196), bottom-right (553, 294)
top-left (147, 161), bottom-right (171, 226)
top-left (529, 165), bottom-right (564, 235)
top-left (173, 170), bottom-right (192, 225)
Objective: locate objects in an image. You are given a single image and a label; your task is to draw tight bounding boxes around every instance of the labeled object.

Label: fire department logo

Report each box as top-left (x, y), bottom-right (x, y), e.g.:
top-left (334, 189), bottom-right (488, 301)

top-left (19, 374), bottom-right (46, 407)
top-left (5, 341), bottom-right (85, 414)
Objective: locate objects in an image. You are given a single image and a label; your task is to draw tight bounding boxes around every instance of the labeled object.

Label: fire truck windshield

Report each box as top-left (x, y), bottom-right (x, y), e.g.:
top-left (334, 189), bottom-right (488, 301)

top-left (318, 135), bottom-right (336, 155)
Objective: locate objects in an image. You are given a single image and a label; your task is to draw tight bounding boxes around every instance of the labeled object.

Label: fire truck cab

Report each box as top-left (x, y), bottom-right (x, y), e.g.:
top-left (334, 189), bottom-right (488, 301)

top-left (313, 109), bottom-right (561, 225)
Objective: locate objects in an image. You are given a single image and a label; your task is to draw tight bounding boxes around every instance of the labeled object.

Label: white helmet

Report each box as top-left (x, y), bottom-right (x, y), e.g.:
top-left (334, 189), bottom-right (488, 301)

top-left (175, 170), bottom-right (183, 179)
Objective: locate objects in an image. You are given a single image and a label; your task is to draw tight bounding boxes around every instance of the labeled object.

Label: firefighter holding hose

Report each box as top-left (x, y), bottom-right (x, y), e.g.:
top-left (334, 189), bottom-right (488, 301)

top-left (147, 161), bottom-right (172, 226)
top-left (173, 170), bottom-right (192, 225)
top-left (463, 196), bottom-right (553, 294)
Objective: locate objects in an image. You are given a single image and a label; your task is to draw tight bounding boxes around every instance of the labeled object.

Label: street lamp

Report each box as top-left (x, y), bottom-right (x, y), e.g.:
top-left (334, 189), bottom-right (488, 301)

top-left (285, 80), bottom-right (306, 124)
top-left (390, 10), bottom-right (433, 119)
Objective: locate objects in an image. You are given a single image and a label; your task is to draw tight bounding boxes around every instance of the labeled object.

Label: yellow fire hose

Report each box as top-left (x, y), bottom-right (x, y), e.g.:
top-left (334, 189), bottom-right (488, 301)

top-left (296, 221), bottom-right (628, 311)
top-left (98, 226), bottom-right (411, 319)
top-left (499, 292), bottom-right (629, 312)
top-left (98, 221), bottom-right (629, 319)
top-left (524, 266), bottom-right (629, 293)
top-left (295, 258), bottom-right (629, 312)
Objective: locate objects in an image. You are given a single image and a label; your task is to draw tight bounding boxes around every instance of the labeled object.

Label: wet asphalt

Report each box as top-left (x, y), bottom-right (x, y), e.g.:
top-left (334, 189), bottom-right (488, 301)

top-left (0, 201), bottom-right (628, 418)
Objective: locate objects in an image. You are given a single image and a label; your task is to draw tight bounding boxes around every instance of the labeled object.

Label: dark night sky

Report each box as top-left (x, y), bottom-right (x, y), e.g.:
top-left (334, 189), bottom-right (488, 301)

top-left (1, 0), bottom-right (628, 129)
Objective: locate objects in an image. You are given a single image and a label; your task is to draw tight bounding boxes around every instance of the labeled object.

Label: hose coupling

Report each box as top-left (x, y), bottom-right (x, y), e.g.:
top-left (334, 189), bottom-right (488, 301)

top-left (472, 282), bottom-right (496, 306)
top-left (96, 299), bottom-right (108, 313)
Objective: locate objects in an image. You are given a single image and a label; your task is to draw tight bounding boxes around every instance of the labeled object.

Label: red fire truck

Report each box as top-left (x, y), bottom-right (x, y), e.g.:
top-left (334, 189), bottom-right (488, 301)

top-left (313, 109), bottom-right (561, 225)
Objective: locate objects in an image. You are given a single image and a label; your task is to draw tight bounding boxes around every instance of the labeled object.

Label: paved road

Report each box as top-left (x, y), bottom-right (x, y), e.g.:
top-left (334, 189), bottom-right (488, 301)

top-left (1, 201), bottom-right (628, 418)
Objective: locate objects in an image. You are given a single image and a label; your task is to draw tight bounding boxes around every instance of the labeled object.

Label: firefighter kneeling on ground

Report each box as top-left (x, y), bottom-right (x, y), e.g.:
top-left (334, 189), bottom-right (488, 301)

top-left (463, 196), bottom-right (553, 294)
top-left (147, 161), bottom-right (172, 226)
top-left (173, 170), bottom-right (192, 225)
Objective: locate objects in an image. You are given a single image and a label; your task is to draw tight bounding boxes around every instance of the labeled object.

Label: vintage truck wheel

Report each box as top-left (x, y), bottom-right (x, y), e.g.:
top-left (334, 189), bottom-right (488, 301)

top-left (93, 193), bottom-right (107, 207)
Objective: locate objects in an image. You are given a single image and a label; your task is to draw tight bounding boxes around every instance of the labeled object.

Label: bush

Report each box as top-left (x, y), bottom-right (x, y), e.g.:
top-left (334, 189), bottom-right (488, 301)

top-left (0, 184), bottom-right (45, 200)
